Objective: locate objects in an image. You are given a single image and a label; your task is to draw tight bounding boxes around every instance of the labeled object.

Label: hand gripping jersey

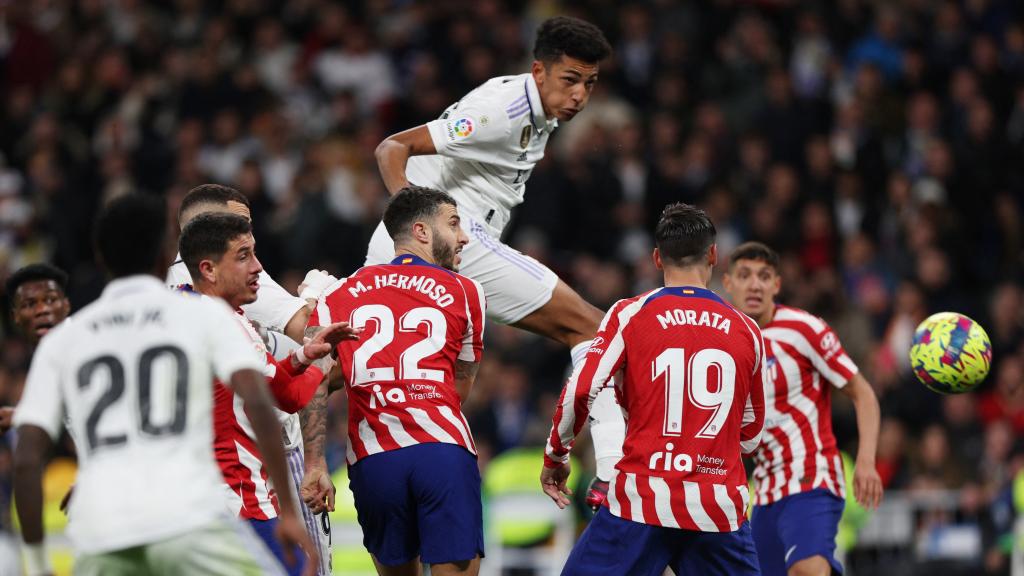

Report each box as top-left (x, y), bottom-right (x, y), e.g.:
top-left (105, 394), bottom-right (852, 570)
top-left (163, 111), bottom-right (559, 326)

top-left (750, 305), bottom-right (859, 506)
top-left (309, 255), bottom-right (486, 464)
top-left (408, 73), bottom-right (557, 236)
top-left (213, 308), bottom-right (324, 520)
top-left (13, 276), bottom-right (266, 554)
top-left (546, 286), bottom-right (768, 532)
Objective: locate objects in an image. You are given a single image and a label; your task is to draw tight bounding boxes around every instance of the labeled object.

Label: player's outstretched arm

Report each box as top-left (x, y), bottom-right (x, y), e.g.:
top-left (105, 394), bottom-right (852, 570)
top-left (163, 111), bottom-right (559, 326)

top-left (232, 368), bottom-right (318, 576)
top-left (375, 125), bottom-right (436, 195)
top-left (13, 424), bottom-right (54, 575)
top-left (839, 373), bottom-right (883, 509)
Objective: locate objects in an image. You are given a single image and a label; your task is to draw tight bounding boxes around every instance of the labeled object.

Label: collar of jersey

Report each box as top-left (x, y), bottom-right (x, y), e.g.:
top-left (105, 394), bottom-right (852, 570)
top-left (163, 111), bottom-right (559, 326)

top-left (644, 285), bottom-right (726, 306)
top-left (389, 253), bottom-right (455, 276)
top-left (101, 274), bottom-right (167, 299)
top-left (524, 75), bottom-right (558, 133)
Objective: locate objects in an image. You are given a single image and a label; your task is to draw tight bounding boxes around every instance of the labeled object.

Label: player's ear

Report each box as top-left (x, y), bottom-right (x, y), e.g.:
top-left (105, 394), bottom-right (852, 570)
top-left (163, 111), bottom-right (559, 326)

top-left (412, 221), bottom-right (430, 244)
top-left (198, 259), bottom-right (217, 284)
top-left (652, 247), bottom-right (663, 271)
top-left (531, 60), bottom-right (546, 85)
top-left (708, 244), bottom-right (718, 267)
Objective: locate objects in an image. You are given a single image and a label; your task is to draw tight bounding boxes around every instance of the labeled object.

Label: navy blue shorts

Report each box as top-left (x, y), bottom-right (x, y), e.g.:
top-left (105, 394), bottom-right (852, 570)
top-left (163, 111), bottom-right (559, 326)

top-left (348, 443), bottom-right (484, 566)
top-left (249, 516), bottom-right (306, 576)
top-left (562, 507), bottom-right (760, 576)
top-left (750, 488), bottom-right (845, 576)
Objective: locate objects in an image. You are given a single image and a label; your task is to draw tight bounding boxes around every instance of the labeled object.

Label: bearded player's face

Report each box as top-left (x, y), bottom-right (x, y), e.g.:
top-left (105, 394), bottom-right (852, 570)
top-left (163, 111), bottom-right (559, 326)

top-left (429, 204), bottom-right (468, 272)
top-left (533, 55), bottom-right (599, 122)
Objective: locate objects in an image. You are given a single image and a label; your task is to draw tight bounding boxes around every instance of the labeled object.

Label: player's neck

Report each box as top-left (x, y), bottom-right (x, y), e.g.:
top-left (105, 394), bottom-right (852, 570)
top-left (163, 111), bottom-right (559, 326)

top-left (393, 243), bottom-right (437, 266)
top-left (662, 267), bottom-right (710, 290)
top-left (755, 304), bottom-right (776, 328)
top-left (193, 281), bottom-right (244, 310)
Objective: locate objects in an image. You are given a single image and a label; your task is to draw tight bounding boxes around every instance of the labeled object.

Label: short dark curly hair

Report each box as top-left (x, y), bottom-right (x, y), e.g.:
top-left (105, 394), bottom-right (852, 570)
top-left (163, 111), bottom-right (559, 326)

top-left (383, 186), bottom-right (458, 242)
top-left (6, 263), bottom-right (68, 300)
top-left (655, 202), bottom-right (717, 268)
top-left (533, 16), bottom-right (612, 64)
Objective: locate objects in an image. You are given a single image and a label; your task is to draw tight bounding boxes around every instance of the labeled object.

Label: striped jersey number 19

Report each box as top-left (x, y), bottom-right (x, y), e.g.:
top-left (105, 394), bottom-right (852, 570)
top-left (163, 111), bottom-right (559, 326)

top-left (350, 304), bottom-right (447, 385)
top-left (653, 348), bottom-right (736, 439)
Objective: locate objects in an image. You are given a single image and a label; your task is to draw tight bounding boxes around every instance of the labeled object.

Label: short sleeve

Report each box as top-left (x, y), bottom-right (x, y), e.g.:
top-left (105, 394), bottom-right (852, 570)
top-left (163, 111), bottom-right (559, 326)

top-left (240, 270), bottom-right (306, 333)
top-left (14, 330), bottom-right (67, 440)
top-left (425, 100), bottom-right (512, 164)
top-left (458, 277), bottom-right (486, 362)
top-left (202, 299), bottom-right (266, 383)
top-left (812, 325), bottom-right (859, 389)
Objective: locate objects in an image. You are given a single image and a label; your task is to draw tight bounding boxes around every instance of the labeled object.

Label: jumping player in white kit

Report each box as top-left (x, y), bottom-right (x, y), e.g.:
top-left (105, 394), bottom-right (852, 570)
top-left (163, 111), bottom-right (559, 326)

top-left (12, 195), bottom-right (314, 576)
top-left (368, 16), bottom-right (624, 499)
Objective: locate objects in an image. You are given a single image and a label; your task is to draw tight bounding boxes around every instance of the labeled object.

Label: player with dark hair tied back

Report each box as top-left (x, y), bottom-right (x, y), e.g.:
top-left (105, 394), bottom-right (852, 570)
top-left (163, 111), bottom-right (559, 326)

top-left (310, 185), bottom-right (486, 575)
top-left (370, 15), bottom-right (625, 510)
top-left (13, 194), bottom-right (316, 576)
top-left (542, 202), bottom-right (766, 575)
top-left (180, 212), bottom-right (353, 576)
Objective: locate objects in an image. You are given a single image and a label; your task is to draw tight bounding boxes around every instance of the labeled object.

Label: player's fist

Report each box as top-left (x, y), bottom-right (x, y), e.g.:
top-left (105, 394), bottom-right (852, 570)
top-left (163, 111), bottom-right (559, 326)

top-left (584, 477), bottom-right (610, 512)
top-left (0, 406), bottom-right (13, 433)
top-left (301, 467), bottom-right (336, 514)
top-left (299, 269), bottom-right (338, 302)
top-left (276, 512), bottom-right (318, 576)
top-left (540, 462), bottom-right (573, 509)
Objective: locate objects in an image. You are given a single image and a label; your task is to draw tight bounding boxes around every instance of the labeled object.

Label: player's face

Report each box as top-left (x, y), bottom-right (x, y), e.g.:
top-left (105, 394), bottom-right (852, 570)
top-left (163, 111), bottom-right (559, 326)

top-left (723, 259), bottom-right (781, 319)
top-left (12, 280), bottom-right (70, 343)
top-left (430, 204), bottom-right (468, 272)
top-left (533, 56), bottom-right (599, 122)
top-left (216, 233), bottom-right (264, 307)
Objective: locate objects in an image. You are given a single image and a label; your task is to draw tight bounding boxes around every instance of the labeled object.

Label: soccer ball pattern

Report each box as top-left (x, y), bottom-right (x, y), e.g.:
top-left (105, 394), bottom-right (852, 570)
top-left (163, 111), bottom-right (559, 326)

top-left (909, 312), bottom-right (992, 394)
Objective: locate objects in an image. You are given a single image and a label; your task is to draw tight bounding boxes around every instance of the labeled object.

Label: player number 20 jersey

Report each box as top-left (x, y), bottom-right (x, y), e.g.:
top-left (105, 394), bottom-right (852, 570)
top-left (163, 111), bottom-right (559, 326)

top-left (309, 255), bottom-right (486, 464)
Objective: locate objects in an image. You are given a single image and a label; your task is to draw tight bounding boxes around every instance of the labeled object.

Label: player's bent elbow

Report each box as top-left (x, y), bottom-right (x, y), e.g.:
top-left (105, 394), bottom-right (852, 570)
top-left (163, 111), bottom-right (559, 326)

top-left (740, 433), bottom-right (763, 455)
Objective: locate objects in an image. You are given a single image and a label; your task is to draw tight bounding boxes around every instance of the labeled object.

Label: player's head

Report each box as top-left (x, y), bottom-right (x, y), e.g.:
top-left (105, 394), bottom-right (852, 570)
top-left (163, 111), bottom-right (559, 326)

top-left (532, 16), bottom-right (611, 122)
top-left (723, 241), bottom-right (781, 321)
top-left (383, 186), bottom-right (468, 272)
top-left (653, 202), bottom-right (718, 278)
top-left (6, 263), bottom-right (70, 343)
top-left (178, 184), bottom-right (251, 230)
top-left (179, 213), bottom-right (263, 308)
top-left (95, 193), bottom-right (172, 281)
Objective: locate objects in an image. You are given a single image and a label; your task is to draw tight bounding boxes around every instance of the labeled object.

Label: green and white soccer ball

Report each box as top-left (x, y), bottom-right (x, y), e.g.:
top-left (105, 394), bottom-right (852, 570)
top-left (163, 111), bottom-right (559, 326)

top-left (909, 312), bottom-right (993, 394)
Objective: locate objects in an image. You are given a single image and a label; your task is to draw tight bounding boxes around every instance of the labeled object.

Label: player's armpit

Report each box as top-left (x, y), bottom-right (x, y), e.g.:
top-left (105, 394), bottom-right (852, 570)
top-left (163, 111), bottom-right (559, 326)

top-left (454, 360), bottom-right (480, 403)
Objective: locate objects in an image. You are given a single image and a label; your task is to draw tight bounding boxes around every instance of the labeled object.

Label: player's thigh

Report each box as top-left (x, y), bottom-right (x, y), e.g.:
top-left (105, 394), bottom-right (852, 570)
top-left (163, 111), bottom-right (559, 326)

top-left (750, 502), bottom-right (787, 576)
top-left (348, 448), bottom-right (421, 566)
top-left (775, 490), bottom-right (845, 575)
top-left (287, 448), bottom-right (332, 576)
top-left (430, 556), bottom-right (481, 576)
top-left (458, 221), bottom-right (560, 325)
top-left (366, 220), bottom-right (396, 266)
top-left (512, 279), bottom-right (606, 347)
top-left (145, 518), bottom-right (284, 576)
top-left (74, 547), bottom-right (146, 576)
top-left (410, 444), bottom-right (484, 566)
top-left (562, 507), bottom-right (674, 576)
top-left (671, 522), bottom-right (760, 576)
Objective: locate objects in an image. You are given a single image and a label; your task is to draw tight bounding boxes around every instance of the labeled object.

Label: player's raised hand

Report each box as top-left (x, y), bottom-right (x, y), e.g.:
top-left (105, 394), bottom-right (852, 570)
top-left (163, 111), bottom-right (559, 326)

top-left (275, 512), bottom-right (319, 576)
top-left (540, 463), bottom-right (573, 509)
top-left (298, 269), bottom-right (338, 302)
top-left (302, 322), bottom-right (363, 361)
top-left (853, 460), bottom-right (883, 510)
top-left (0, 406), bottom-right (13, 433)
top-left (301, 467), bottom-right (336, 514)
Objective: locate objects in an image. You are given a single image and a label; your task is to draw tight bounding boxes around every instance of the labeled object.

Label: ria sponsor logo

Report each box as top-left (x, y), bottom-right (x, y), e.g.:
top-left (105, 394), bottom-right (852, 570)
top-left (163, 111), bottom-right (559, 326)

top-left (649, 442), bottom-right (693, 472)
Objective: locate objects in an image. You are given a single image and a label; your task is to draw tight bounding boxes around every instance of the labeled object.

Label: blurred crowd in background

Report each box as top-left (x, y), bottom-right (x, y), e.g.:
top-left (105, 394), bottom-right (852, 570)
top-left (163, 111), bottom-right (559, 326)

top-left (1, 0), bottom-right (1024, 573)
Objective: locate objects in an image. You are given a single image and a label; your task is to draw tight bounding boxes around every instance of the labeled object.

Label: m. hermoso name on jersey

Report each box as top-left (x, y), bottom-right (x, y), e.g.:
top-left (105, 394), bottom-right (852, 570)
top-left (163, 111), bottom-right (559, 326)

top-left (346, 273), bottom-right (457, 308)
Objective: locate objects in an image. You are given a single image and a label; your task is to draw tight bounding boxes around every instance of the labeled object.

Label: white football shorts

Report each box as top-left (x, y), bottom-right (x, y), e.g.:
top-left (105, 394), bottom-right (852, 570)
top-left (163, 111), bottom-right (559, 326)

top-left (366, 216), bottom-right (558, 325)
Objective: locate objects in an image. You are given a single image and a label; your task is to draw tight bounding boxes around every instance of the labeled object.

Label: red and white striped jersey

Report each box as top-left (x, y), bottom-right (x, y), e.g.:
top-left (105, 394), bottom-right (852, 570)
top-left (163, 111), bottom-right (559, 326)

top-left (309, 254), bottom-right (485, 465)
top-left (546, 286), bottom-right (767, 532)
top-left (213, 309), bottom-right (325, 520)
top-left (751, 305), bottom-right (859, 506)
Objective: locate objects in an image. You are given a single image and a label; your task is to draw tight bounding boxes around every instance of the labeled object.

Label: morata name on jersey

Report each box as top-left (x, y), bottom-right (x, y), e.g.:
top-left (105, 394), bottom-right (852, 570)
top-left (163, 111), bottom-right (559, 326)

top-left (655, 308), bottom-right (731, 334)
top-left (346, 273), bottom-right (455, 308)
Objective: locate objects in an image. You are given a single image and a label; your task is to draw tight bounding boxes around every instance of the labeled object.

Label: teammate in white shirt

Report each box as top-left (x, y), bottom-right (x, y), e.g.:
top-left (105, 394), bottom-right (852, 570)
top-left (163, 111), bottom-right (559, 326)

top-left (166, 184), bottom-right (341, 574)
top-left (369, 16), bottom-right (624, 501)
top-left (12, 195), bottom-right (314, 576)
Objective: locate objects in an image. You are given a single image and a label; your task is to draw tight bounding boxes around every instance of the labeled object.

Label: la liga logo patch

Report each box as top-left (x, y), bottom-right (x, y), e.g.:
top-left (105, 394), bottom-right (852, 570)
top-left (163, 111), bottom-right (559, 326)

top-left (447, 117), bottom-right (474, 140)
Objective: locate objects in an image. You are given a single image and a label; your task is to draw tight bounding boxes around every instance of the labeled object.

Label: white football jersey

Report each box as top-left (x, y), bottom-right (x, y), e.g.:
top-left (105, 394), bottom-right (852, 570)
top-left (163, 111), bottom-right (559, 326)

top-left (409, 73), bottom-right (558, 235)
top-left (14, 276), bottom-right (266, 554)
top-left (166, 253), bottom-right (305, 334)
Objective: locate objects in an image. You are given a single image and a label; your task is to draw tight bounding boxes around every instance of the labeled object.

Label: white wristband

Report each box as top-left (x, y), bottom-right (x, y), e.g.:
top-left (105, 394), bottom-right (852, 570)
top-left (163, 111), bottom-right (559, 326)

top-left (294, 346), bottom-right (310, 366)
top-left (23, 542), bottom-right (52, 576)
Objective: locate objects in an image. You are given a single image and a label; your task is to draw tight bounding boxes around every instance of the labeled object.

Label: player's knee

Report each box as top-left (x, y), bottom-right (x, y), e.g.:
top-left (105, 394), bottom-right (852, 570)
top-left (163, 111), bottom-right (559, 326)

top-left (787, 555), bottom-right (832, 576)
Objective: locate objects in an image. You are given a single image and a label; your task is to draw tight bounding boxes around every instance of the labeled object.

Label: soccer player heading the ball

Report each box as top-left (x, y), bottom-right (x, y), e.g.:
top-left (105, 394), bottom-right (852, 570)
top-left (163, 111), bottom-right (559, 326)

top-left (723, 241), bottom-right (883, 576)
top-left (368, 16), bottom-right (626, 502)
top-left (543, 203), bottom-right (767, 576)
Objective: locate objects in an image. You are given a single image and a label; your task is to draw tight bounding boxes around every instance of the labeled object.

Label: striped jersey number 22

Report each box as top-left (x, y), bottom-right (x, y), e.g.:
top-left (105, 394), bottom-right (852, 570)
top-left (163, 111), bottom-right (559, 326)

top-left (653, 348), bottom-right (736, 438)
top-left (350, 304), bottom-right (447, 384)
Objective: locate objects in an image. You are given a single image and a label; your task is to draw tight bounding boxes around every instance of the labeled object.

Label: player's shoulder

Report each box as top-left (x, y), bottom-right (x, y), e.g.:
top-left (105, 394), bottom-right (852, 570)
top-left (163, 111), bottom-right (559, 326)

top-left (767, 304), bottom-right (831, 336)
top-left (458, 74), bottom-right (534, 120)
